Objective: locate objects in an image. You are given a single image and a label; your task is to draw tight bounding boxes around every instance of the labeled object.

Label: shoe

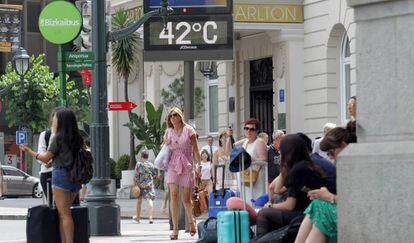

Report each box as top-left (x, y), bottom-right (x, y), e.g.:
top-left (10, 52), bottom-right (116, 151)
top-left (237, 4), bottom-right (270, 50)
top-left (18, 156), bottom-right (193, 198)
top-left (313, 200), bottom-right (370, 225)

top-left (170, 229), bottom-right (179, 240)
top-left (132, 216), bottom-right (140, 223)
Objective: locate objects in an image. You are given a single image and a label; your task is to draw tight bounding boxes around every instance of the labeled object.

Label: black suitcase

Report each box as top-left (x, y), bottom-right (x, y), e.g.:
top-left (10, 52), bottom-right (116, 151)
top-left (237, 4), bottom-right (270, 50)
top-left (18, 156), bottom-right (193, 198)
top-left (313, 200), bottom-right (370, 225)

top-left (72, 205), bottom-right (90, 243)
top-left (26, 179), bottom-right (90, 243)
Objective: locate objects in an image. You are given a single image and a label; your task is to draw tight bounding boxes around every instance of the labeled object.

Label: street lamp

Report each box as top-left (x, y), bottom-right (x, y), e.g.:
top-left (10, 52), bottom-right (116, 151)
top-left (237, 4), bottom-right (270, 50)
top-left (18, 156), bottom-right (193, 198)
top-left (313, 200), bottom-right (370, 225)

top-left (13, 47), bottom-right (30, 86)
top-left (0, 48), bottom-right (30, 97)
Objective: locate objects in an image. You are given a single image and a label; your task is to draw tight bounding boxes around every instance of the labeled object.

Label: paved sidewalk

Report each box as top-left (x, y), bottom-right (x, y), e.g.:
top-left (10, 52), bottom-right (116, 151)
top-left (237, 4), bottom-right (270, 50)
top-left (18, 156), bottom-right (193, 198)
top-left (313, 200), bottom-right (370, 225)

top-left (0, 219), bottom-right (197, 242)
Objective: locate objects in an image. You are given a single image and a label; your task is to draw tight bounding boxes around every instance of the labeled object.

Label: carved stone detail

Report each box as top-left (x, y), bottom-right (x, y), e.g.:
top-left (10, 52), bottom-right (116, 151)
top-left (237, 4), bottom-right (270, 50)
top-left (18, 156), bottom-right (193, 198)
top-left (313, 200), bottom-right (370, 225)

top-left (275, 43), bottom-right (287, 79)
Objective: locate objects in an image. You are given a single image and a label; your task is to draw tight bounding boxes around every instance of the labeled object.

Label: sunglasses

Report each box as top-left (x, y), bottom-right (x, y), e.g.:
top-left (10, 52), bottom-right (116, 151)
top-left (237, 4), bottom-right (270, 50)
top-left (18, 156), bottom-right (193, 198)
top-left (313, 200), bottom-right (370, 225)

top-left (244, 126), bottom-right (257, 132)
top-left (169, 113), bottom-right (178, 117)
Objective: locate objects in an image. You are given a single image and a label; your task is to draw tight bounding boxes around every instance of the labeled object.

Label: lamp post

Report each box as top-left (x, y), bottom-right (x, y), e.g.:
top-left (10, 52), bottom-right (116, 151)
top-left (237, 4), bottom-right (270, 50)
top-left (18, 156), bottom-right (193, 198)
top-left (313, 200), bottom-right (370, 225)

top-left (13, 47), bottom-right (30, 88)
top-left (13, 47), bottom-right (30, 173)
top-left (88, 0), bottom-right (173, 236)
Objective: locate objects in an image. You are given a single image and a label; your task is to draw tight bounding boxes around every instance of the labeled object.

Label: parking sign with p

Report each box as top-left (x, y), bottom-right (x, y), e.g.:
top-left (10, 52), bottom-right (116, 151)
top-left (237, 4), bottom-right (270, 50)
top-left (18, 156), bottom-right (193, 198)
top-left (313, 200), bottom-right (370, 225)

top-left (16, 131), bottom-right (28, 145)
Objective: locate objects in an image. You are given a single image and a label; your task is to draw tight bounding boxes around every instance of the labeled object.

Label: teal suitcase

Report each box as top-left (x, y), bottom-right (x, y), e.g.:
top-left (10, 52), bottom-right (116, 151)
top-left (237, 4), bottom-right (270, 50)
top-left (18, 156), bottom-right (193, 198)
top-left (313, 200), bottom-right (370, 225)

top-left (217, 211), bottom-right (250, 243)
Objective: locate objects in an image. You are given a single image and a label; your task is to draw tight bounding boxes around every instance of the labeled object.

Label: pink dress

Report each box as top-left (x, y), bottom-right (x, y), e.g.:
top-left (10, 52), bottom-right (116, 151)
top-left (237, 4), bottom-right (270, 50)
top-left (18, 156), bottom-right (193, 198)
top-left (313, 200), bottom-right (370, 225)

top-left (167, 124), bottom-right (196, 187)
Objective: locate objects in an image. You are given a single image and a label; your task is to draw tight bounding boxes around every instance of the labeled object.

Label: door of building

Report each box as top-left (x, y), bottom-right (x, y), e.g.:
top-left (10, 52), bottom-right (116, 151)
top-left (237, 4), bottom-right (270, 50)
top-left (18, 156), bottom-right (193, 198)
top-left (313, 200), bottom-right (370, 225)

top-left (250, 57), bottom-right (274, 144)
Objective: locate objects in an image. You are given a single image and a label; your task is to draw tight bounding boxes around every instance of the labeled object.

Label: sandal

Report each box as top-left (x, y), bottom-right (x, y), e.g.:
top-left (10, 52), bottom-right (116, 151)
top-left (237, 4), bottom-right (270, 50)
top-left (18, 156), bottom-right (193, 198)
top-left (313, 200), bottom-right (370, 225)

top-left (170, 229), bottom-right (179, 240)
top-left (189, 221), bottom-right (197, 237)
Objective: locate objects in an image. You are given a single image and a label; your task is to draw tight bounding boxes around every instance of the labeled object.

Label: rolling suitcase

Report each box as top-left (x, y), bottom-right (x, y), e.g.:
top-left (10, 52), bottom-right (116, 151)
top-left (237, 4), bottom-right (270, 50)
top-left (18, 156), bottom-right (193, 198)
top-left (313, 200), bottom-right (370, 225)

top-left (208, 164), bottom-right (236, 218)
top-left (217, 210), bottom-right (250, 243)
top-left (26, 178), bottom-right (60, 243)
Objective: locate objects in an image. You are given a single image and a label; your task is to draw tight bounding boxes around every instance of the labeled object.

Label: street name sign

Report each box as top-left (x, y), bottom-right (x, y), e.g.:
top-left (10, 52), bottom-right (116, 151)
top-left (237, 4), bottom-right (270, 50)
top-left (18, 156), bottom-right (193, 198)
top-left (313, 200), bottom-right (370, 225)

top-left (15, 131), bottom-right (28, 145)
top-left (108, 101), bottom-right (138, 111)
top-left (63, 51), bottom-right (94, 71)
top-left (38, 1), bottom-right (82, 44)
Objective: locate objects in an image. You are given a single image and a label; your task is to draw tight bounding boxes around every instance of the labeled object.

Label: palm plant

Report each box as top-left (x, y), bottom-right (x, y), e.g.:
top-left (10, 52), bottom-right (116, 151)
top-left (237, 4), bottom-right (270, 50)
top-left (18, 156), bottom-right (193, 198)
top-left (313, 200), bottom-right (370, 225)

top-left (111, 9), bottom-right (139, 169)
top-left (125, 101), bottom-right (167, 156)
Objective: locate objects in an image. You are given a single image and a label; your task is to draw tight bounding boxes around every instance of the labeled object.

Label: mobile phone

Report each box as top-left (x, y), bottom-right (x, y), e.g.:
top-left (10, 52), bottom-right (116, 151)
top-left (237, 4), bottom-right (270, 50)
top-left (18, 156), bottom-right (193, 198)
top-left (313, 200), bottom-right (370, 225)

top-left (301, 186), bottom-right (312, 193)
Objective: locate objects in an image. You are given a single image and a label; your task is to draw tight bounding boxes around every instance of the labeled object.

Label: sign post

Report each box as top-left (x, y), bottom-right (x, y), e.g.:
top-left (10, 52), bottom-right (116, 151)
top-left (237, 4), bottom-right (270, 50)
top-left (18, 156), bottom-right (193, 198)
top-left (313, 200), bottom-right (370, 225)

top-left (15, 131), bottom-right (28, 145)
top-left (38, 1), bottom-right (82, 107)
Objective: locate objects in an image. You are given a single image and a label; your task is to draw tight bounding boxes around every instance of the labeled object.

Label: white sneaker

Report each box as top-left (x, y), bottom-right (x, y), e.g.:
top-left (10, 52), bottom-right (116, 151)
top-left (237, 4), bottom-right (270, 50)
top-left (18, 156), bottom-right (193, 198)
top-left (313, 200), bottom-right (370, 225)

top-left (132, 216), bottom-right (140, 223)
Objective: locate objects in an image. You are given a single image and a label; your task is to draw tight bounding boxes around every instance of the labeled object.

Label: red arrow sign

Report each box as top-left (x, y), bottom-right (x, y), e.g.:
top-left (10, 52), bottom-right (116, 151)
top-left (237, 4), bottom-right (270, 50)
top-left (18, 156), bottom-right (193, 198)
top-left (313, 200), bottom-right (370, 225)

top-left (108, 101), bottom-right (138, 111)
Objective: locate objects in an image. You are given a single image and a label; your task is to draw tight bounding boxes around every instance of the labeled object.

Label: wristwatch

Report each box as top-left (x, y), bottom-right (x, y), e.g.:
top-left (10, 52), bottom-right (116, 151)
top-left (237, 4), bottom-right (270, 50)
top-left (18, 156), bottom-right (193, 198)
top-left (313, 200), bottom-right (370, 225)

top-left (329, 195), bottom-right (335, 204)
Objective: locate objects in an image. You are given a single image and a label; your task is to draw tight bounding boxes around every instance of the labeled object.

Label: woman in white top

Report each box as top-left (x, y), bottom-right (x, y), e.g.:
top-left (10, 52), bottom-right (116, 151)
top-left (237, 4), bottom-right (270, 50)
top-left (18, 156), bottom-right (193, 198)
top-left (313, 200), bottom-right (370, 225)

top-left (214, 131), bottom-right (237, 189)
top-left (234, 118), bottom-right (268, 202)
top-left (198, 150), bottom-right (213, 194)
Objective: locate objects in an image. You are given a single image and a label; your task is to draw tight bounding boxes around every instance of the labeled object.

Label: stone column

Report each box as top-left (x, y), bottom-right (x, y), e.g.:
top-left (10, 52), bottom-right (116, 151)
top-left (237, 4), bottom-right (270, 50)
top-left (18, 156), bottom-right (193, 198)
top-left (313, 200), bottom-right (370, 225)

top-left (339, 0), bottom-right (414, 242)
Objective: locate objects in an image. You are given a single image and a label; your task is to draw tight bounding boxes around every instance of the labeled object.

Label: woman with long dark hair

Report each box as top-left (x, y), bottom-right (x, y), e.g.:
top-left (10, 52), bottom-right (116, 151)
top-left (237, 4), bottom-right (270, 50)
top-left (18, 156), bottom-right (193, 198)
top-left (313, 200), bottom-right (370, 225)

top-left (255, 134), bottom-right (327, 237)
top-left (20, 108), bottom-right (84, 243)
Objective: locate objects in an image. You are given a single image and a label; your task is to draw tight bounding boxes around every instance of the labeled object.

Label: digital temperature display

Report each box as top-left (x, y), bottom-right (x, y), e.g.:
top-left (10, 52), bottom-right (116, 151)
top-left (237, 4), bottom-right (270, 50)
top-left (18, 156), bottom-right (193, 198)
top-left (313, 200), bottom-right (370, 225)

top-left (144, 15), bottom-right (233, 61)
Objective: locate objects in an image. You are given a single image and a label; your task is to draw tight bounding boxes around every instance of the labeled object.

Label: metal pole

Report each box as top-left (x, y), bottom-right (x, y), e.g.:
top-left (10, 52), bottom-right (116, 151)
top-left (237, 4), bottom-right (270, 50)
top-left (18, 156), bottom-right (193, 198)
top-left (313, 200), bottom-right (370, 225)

top-left (87, 0), bottom-right (120, 236)
top-left (183, 60), bottom-right (195, 231)
top-left (184, 61), bottom-right (195, 119)
top-left (57, 45), bottom-right (67, 107)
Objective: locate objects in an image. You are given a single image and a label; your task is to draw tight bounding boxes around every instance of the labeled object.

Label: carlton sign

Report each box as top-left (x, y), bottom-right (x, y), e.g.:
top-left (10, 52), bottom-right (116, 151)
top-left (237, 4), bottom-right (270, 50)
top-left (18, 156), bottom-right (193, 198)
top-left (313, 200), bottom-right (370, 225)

top-left (38, 1), bottom-right (82, 44)
top-left (234, 4), bottom-right (303, 23)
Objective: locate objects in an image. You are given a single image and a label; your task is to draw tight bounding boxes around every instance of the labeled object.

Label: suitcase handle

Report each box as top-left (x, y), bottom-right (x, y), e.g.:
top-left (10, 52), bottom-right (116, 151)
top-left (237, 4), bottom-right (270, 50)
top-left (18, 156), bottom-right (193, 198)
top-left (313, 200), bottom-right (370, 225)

top-left (213, 164), bottom-right (226, 196)
top-left (46, 178), bottom-right (54, 208)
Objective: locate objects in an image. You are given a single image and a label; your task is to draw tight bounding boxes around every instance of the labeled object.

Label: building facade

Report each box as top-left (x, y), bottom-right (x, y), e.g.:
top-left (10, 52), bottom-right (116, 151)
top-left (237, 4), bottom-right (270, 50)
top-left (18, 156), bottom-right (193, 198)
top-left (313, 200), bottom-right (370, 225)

top-left (108, 0), bottom-right (356, 160)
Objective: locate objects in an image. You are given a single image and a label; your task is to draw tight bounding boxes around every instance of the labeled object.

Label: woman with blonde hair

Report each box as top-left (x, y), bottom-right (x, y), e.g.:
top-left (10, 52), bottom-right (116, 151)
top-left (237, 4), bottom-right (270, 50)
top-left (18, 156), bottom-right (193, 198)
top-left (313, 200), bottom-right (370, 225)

top-left (164, 107), bottom-right (201, 240)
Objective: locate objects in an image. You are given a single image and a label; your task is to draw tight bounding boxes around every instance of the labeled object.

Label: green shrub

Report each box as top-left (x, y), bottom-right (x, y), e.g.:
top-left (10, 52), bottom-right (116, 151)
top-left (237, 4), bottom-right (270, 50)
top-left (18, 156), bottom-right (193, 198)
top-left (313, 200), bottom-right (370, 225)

top-left (116, 154), bottom-right (131, 179)
top-left (108, 158), bottom-right (117, 179)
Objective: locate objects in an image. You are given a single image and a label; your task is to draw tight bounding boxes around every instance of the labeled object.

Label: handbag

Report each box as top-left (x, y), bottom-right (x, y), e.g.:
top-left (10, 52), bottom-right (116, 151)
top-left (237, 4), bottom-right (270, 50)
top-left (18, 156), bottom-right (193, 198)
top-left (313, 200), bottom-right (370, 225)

top-left (154, 144), bottom-right (169, 170)
top-left (197, 178), bottom-right (209, 213)
top-left (155, 128), bottom-right (172, 170)
top-left (192, 187), bottom-right (202, 217)
top-left (131, 185), bottom-right (141, 198)
top-left (243, 169), bottom-right (259, 187)
top-left (196, 217), bottom-right (217, 243)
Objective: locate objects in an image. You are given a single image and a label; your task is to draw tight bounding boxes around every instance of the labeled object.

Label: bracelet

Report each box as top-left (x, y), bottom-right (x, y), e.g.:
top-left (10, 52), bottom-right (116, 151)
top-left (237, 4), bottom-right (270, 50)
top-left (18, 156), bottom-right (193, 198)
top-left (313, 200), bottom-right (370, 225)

top-left (35, 153), bottom-right (39, 160)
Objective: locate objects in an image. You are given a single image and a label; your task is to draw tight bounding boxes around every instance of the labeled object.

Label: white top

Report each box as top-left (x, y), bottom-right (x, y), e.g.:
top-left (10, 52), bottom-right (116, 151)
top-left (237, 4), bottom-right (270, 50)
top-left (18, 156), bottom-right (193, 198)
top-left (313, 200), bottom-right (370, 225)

top-left (200, 144), bottom-right (218, 158)
top-left (312, 137), bottom-right (331, 161)
top-left (244, 138), bottom-right (258, 159)
top-left (198, 161), bottom-right (212, 180)
top-left (37, 131), bottom-right (53, 173)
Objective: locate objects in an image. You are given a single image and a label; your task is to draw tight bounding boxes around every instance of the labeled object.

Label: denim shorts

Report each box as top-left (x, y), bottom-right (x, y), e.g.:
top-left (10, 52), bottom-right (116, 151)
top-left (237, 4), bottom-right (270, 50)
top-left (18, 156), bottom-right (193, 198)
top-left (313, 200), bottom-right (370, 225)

top-left (52, 167), bottom-right (82, 192)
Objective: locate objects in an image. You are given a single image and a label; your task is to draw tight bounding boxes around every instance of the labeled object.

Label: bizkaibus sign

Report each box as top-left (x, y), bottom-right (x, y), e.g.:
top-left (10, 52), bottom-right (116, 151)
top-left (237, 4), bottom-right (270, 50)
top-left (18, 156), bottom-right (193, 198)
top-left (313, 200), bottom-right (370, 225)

top-left (38, 1), bottom-right (82, 44)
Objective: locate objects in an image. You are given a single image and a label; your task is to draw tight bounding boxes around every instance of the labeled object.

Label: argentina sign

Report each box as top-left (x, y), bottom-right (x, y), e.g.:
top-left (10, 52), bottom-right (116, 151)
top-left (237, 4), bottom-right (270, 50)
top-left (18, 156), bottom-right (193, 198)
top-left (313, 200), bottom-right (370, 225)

top-left (38, 1), bottom-right (82, 44)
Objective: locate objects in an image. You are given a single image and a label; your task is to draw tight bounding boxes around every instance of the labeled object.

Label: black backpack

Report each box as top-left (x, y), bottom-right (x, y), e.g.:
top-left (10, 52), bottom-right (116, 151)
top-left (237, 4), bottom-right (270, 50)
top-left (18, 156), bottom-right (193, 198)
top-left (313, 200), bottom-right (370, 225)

top-left (70, 147), bottom-right (93, 184)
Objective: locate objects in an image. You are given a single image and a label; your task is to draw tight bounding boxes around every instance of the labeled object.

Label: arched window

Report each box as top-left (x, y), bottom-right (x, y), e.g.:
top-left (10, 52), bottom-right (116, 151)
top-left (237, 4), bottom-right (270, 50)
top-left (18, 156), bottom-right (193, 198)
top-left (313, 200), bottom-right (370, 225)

top-left (340, 34), bottom-right (351, 123)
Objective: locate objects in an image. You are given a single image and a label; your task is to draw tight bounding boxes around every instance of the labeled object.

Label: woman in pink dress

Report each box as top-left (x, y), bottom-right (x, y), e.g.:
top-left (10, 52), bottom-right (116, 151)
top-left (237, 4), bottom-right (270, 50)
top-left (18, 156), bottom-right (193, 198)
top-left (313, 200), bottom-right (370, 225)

top-left (164, 107), bottom-right (201, 240)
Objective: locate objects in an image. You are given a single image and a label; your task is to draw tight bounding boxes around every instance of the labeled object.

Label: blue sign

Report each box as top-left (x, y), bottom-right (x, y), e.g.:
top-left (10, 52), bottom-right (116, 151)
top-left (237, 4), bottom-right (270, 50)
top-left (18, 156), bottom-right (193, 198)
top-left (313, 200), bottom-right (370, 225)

top-left (16, 131), bottom-right (28, 145)
top-left (279, 89), bottom-right (285, 103)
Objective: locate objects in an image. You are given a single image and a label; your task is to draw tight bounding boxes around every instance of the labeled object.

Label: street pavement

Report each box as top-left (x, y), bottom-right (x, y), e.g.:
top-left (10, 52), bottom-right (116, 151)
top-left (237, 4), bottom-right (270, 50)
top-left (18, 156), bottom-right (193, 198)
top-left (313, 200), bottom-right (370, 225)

top-left (0, 196), bottom-right (206, 242)
top-left (0, 196), bottom-right (170, 220)
top-left (0, 219), bottom-right (196, 242)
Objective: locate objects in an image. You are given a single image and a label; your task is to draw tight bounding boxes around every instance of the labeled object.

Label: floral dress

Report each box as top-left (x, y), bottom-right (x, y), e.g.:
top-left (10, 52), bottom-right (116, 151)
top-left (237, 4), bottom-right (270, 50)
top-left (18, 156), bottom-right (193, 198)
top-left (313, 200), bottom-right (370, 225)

top-left (304, 199), bottom-right (337, 239)
top-left (134, 161), bottom-right (157, 200)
